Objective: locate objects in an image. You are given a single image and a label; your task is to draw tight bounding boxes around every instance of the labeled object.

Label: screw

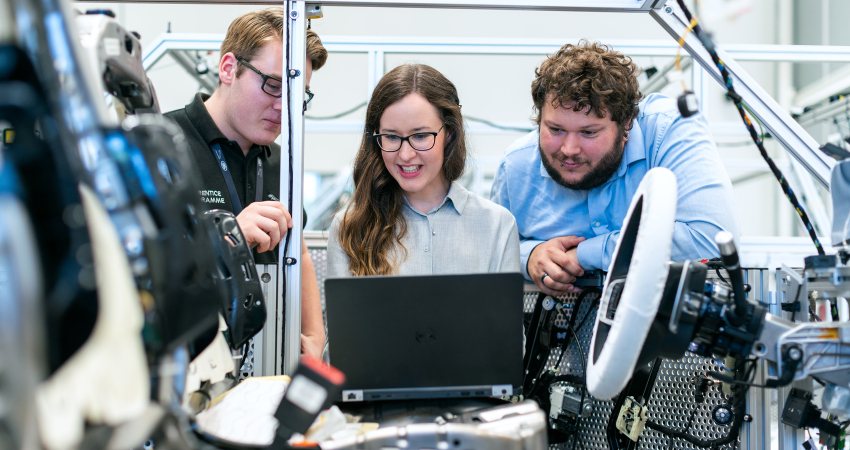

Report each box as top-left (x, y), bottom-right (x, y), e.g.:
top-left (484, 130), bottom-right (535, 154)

top-left (712, 405), bottom-right (734, 425)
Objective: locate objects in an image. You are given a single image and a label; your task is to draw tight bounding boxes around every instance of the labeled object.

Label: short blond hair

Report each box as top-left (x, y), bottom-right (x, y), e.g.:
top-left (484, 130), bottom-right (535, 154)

top-left (220, 8), bottom-right (284, 77)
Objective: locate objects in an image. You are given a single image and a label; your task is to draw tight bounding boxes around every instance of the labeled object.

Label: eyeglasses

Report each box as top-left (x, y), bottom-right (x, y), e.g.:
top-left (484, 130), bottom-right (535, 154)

top-left (303, 88), bottom-right (314, 112)
top-left (236, 56), bottom-right (283, 98)
top-left (373, 125), bottom-right (445, 152)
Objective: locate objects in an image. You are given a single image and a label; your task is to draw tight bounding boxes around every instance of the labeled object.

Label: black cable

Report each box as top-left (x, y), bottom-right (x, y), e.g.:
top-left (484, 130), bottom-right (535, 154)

top-left (713, 267), bottom-right (731, 287)
top-left (665, 405), bottom-right (699, 450)
top-left (675, 0), bottom-right (825, 256)
top-left (571, 288), bottom-right (602, 333)
top-left (238, 341), bottom-right (250, 376)
top-left (551, 297), bottom-right (583, 371)
top-left (280, 0), bottom-right (295, 375)
top-left (570, 327), bottom-right (586, 374)
top-left (553, 288), bottom-right (599, 372)
top-left (809, 306), bottom-right (822, 322)
top-left (645, 357), bottom-right (749, 448)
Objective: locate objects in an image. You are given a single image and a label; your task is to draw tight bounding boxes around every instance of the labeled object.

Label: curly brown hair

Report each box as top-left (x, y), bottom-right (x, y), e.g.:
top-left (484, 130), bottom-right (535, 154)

top-left (337, 64), bottom-right (466, 276)
top-left (532, 40), bottom-right (641, 129)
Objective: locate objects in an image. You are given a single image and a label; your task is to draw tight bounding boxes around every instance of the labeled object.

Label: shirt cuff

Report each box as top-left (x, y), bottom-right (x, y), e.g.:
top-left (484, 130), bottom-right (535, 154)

top-left (520, 239), bottom-right (544, 281)
top-left (576, 235), bottom-right (607, 271)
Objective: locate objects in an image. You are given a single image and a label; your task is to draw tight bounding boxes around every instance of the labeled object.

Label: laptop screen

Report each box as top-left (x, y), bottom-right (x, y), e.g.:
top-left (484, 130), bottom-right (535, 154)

top-left (325, 273), bottom-right (524, 401)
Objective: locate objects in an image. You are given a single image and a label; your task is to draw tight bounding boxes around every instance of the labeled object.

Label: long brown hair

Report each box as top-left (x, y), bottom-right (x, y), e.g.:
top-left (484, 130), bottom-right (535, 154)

top-left (337, 64), bottom-right (466, 275)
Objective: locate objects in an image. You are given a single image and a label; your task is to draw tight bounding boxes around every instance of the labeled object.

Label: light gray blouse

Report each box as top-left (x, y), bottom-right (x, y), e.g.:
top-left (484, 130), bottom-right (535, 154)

top-left (326, 182), bottom-right (520, 278)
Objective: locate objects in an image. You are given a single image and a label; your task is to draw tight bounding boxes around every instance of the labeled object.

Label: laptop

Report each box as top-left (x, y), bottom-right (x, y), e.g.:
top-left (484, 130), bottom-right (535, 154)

top-left (325, 272), bottom-right (524, 402)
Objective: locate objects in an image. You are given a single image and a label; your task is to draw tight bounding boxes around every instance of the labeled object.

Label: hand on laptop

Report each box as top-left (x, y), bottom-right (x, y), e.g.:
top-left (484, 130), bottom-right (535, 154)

top-left (301, 332), bottom-right (324, 360)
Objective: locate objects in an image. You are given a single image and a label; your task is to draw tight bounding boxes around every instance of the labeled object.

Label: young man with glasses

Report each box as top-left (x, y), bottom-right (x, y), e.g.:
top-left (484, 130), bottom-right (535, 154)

top-left (165, 9), bottom-right (328, 359)
top-left (325, 63), bottom-right (519, 278)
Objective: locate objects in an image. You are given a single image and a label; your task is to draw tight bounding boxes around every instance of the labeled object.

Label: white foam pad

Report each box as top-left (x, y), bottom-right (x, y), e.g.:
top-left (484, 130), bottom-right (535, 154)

top-left (586, 168), bottom-right (677, 400)
top-left (36, 184), bottom-right (150, 449)
top-left (184, 315), bottom-right (237, 409)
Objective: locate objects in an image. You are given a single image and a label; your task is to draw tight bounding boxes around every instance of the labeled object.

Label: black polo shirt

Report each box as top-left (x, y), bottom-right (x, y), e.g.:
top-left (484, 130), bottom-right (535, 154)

top-left (165, 93), bottom-right (282, 264)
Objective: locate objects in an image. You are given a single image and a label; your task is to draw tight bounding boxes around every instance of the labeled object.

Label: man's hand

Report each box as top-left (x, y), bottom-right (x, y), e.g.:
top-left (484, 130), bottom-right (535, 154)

top-left (300, 333), bottom-right (324, 360)
top-left (235, 201), bottom-right (292, 253)
top-left (528, 235), bottom-right (585, 296)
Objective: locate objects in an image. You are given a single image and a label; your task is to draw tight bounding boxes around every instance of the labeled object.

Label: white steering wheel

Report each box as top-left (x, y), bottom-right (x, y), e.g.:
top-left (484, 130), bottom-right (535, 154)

top-left (586, 167), bottom-right (678, 400)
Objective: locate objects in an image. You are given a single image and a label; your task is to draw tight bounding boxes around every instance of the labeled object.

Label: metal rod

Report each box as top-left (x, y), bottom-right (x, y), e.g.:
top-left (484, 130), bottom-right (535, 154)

top-left (640, 56), bottom-right (692, 94)
top-left (651, 3), bottom-right (833, 188)
top-left (168, 50), bottom-right (217, 92)
top-left (280, 0), bottom-right (307, 376)
top-left (76, 0), bottom-right (661, 11)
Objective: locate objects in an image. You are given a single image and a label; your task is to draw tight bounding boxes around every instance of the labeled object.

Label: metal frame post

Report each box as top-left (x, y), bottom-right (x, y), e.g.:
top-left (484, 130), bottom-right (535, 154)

top-left (280, 0), bottom-right (307, 375)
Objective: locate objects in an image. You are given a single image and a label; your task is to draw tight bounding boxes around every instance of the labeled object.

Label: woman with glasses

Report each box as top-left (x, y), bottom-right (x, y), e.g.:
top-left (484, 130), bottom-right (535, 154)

top-left (326, 63), bottom-right (519, 277)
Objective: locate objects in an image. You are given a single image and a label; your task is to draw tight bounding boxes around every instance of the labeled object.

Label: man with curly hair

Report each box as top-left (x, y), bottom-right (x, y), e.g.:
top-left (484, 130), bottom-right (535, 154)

top-left (491, 40), bottom-right (738, 297)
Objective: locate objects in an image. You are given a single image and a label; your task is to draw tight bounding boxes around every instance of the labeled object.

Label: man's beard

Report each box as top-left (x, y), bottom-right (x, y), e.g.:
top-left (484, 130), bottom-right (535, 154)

top-left (539, 132), bottom-right (625, 190)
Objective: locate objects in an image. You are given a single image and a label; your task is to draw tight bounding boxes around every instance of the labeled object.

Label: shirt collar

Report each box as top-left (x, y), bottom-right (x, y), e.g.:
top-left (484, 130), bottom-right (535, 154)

top-left (616, 118), bottom-right (646, 177)
top-left (402, 181), bottom-right (467, 216)
top-left (445, 181), bottom-right (469, 214)
top-left (186, 92), bottom-right (272, 159)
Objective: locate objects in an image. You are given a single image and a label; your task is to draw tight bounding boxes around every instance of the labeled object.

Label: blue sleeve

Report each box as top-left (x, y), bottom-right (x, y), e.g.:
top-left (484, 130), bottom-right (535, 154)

top-left (576, 232), bottom-right (615, 271)
top-left (657, 112), bottom-right (739, 261)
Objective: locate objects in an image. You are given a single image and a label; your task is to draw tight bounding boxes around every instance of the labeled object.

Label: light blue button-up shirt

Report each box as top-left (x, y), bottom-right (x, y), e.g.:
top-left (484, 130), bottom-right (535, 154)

top-left (491, 93), bottom-right (738, 278)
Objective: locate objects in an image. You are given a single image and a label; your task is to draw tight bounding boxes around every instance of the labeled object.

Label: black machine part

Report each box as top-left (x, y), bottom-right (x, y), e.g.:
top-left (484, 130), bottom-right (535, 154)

top-left (781, 388), bottom-right (842, 447)
top-left (202, 209), bottom-right (266, 349)
top-left (119, 115), bottom-right (222, 358)
top-left (78, 10), bottom-right (160, 114)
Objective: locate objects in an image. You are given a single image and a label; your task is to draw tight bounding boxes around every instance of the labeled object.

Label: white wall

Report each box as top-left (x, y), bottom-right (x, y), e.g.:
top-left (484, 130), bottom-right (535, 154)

top-left (75, 0), bottom-right (829, 240)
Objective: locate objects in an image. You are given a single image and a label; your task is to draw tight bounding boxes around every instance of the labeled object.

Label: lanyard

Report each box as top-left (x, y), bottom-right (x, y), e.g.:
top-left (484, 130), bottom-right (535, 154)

top-left (210, 142), bottom-right (264, 215)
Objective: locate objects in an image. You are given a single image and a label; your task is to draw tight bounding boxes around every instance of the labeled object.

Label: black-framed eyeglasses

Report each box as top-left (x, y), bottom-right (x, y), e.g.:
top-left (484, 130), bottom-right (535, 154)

top-left (236, 56), bottom-right (283, 98)
top-left (373, 125), bottom-right (445, 152)
top-left (303, 88), bottom-right (314, 112)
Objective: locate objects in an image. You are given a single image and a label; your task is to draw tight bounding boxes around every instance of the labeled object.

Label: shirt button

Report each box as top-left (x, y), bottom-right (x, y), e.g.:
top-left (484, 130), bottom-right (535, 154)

top-left (593, 221), bottom-right (601, 227)
top-left (424, 247), bottom-right (429, 252)
top-left (432, 231), bottom-right (436, 236)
